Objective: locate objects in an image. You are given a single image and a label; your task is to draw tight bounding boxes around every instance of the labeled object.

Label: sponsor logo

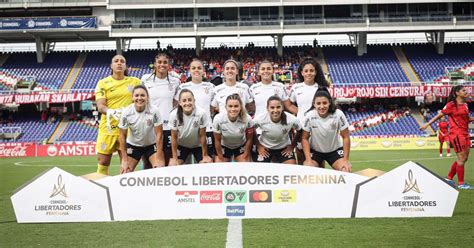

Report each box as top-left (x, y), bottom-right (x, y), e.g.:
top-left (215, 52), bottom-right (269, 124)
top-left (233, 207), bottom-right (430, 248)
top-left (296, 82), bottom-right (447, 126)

top-left (47, 145), bottom-right (58, 156)
top-left (27, 20), bottom-right (35, 28)
top-left (274, 190), bottom-right (297, 203)
top-left (224, 190), bottom-right (247, 203)
top-left (59, 19), bottom-right (68, 27)
top-left (415, 140), bottom-right (426, 147)
top-left (402, 170), bottom-right (421, 194)
top-left (381, 141), bottom-right (393, 148)
top-left (175, 190), bottom-right (198, 203)
top-left (387, 170), bottom-right (437, 212)
top-left (50, 175), bottom-right (68, 198)
top-left (226, 206), bottom-right (245, 217)
top-left (200, 191), bottom-right (222, 203)
top-left (0, 145), bottom-right (28, 157)
top-left (249, 190), bottom-right (272, 203)
top-left (34, 174), bottom-right (82, 216)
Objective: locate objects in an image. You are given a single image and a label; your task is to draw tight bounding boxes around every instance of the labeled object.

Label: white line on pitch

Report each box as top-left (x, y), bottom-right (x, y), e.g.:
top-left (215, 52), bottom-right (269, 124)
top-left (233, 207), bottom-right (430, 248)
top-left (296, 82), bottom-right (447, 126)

top-left (351, 157), bottom-right (453, 163)
top-left (13, 162), bottom-right (98, 167)
top-left (226, 219), bottom-right (243, 248)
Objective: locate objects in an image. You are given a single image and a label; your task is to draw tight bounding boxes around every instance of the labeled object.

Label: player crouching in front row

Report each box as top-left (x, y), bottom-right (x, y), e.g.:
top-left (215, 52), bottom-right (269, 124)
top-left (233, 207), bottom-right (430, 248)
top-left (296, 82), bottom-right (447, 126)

top-left (301, 88), bottom-right (352, 172)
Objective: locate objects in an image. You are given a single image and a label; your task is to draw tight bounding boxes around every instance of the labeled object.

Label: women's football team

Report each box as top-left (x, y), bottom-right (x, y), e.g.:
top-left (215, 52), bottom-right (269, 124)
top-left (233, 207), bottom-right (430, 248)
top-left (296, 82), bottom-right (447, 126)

top-left (95, 53), bottom-right (472, 189)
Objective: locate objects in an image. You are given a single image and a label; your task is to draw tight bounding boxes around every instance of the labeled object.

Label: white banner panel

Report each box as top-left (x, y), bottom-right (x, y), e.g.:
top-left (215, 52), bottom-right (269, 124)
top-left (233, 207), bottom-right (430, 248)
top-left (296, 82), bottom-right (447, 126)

top-left (11, 167), bottom-right (113, 223)
top-left (11, 162), bottom-right (459, 222)
top-left (353, 161), bottom-right (458, 218)
top-left (96, 163), bottom-right (368, 220)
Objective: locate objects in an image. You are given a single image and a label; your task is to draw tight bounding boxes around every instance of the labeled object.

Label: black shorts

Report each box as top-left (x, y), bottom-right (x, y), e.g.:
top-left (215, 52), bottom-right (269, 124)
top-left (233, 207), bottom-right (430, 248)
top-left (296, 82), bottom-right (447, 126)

top-left (222, 145), bottom-right (245, 159)
top-left (255, 147), bottom-right (295, 163)
top-left (206, 131), bottom-right (215, 156)
top-left (126, 143), bottom-right (156, 161)
top-left (163, 130), bottom-right (172, 150)
top-left (178, 145), bottom-right (203, 163)
top-left (307, 147), bottom-right (344, 166)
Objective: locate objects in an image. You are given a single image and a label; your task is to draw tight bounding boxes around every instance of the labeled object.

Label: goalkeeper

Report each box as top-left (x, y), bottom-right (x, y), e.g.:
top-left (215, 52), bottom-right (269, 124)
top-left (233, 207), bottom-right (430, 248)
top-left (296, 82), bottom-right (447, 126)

top-left (94, 55), bottom-right (141, 175)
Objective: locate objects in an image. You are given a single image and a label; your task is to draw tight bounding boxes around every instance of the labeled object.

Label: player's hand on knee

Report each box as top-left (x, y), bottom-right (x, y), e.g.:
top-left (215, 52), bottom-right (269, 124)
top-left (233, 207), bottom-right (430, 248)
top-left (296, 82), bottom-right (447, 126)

top-left (303, 159), bottom-right (317, 167)
top-left (215, 155), bottom-right (225, 163)
top-left (341, 160), bottom-right (352, 172)
top-left (257, 145), bottom-right (269, 158)
top-left (200, 155), bottom-right (213, 163)
top-left (168, 158), bottom-right (180, 166)
top-left (120, 163), bottom-right (131, 174)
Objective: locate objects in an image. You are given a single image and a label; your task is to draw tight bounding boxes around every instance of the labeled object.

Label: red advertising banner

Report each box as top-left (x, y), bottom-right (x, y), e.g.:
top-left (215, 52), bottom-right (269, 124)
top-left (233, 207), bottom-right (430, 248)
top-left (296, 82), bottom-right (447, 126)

top-left (0, 142), bottom-right (36, 157)
top-left (328, 85), bottom-right (473, 98)
top-left (0, 93), bottom-right (94, 104)
top-left (0, 142), bottom-right (96, 158)
top-left (0, 85), bottom-right (471, 105)
top-left (36, 142), bottom-right (96, 157)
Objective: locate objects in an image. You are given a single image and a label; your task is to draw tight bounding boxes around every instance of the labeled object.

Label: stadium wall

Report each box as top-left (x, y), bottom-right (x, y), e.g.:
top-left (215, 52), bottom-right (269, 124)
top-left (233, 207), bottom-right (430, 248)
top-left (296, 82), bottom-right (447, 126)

top-left (2, 136), bottom-right (473, 158)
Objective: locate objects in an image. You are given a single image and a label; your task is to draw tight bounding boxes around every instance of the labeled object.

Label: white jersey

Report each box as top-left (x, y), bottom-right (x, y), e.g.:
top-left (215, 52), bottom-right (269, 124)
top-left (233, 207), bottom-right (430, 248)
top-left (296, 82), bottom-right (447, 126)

top-left (249, 81), bottom-right (289, 118)
top-left (213, 113), bottom-right (254, 149)
top-left (175, 81), bottom-right (215, 131)
top-left (302, 109), bottom-right (349, 153)
top-left (169, 106), bottom-right (209, 148)
top-left (141, 73), bottom-right (180, 131)
top-left (288, 82), bottom-right (319, 122)
top-left (254, 112), bottom-right (302, 150)
top-left (211, 82), bottom-right (253, 114)
top-left (118, 104), bottom-right (163, 147)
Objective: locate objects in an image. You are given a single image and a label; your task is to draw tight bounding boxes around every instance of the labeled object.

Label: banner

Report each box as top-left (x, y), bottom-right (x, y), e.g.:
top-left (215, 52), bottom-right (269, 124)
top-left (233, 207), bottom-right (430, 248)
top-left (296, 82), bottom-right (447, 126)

top-left (353, 161), bottom-right (458, 217)
top-left (0, 142), bottom-right (96, 158)
top-left (0, 142), bottom-right (36, 157)
top-left (0, 93), bottom-right (94, 104)
top-left (351, 137), bottom-right (439, 150)
top-left (0, 85), bottom-right (471, 104)
top-left (36, 143), bottom-right (96, 157)
top-left (0, 17), bottom-right (97, 30)
top-left (11, 167), bottom-right (112, 223)
top-left (11, 162), bottom-right (459, 222)
top-left (328, 85), bottom-right (473, 98)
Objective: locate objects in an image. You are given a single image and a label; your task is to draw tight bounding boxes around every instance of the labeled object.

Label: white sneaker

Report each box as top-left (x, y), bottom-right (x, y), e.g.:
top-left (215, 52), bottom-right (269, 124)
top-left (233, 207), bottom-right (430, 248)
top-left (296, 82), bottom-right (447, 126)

top-left (447, 153), bottom-right (452, 157)
top-left (439, 154), bottom-right (443, 157)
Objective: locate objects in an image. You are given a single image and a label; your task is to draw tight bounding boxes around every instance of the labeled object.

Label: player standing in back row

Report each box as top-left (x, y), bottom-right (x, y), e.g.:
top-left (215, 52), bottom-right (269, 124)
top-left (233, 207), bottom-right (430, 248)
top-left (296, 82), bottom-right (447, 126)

top-left (95, 54), bottom-right (141, 175)
top-left (141, 53), bottom-right (180, 166)
top-left (175, 59), bottom-right (215, 158)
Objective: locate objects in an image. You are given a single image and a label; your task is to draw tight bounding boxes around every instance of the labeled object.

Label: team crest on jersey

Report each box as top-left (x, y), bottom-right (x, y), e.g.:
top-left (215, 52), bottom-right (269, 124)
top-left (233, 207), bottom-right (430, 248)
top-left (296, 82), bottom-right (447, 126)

top-left (100, 142), bottom-right (107, 151)
top-left (282, 128), bottom-right (288, 134)
top-left (274, 88), bottom-right (279, 95)
top-left (193, 121), bottom-right (199, 128)
top-left (204, 87), bottom-right (210, 94)
top-left (128, 85), bottom-right (134, 92)
top-left (331, 122), bottom-right (337, 130)
top-left (239, 126), bottom-right (245, 134)
top-left (146, 118), bottom-right (153, 127)
top-left (168, 84), bottom-right (174, 91)
top-left (304, 119), bottom-right (310, 128)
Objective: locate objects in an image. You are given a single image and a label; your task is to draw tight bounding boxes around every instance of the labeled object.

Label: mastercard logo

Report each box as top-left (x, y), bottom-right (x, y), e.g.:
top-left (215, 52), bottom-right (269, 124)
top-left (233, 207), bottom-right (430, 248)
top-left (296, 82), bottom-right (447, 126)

top-left (249, 190), bottom-right (272, 203)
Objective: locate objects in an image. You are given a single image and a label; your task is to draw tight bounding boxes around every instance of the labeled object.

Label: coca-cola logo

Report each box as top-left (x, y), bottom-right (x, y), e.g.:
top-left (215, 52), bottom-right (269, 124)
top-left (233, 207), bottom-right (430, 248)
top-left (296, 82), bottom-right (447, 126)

top-left (0, 145), bottom-right (28, 157)
top-left (47, 146), bottom-right (58, 156)
top-left (200, 191), bottom-right (222, 203)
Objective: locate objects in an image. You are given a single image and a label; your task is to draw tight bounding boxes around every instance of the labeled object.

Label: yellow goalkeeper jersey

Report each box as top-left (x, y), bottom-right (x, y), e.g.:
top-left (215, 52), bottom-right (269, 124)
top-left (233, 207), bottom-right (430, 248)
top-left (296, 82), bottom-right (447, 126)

top-left (95, 75), bottom-right (141, 135)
